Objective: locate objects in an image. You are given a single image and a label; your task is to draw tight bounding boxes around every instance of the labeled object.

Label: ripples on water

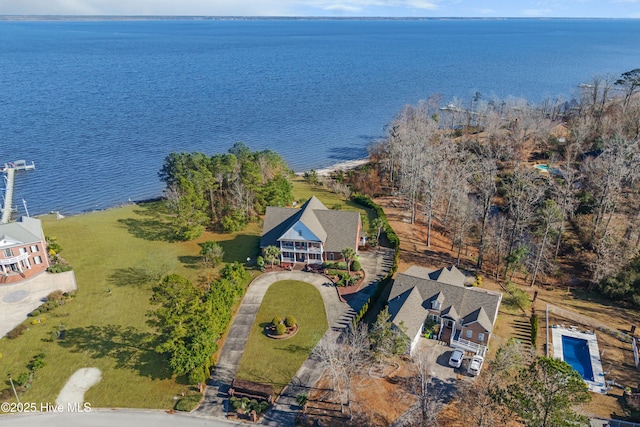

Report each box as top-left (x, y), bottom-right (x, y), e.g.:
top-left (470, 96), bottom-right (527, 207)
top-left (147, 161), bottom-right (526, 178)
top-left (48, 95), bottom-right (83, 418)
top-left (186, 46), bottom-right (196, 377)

top-left (2, 19), bottom-right (640, 215)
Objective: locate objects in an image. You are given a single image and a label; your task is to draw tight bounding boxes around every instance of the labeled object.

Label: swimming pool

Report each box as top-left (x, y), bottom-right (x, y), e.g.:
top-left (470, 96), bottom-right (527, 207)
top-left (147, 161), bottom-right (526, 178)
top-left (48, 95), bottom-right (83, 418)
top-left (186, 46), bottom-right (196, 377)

top-left (551, 326), bottom-right (606, 393)
top-left (561, 335), bottom-right (594, 381)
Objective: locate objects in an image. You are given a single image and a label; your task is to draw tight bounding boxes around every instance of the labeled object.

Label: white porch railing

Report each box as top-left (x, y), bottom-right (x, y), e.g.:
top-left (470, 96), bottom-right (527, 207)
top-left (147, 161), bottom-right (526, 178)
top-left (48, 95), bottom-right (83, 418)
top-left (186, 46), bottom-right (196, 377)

top-left (451, 336), bottom-right (488, 357)
top-left (0, 251), bottom-right (29, 265)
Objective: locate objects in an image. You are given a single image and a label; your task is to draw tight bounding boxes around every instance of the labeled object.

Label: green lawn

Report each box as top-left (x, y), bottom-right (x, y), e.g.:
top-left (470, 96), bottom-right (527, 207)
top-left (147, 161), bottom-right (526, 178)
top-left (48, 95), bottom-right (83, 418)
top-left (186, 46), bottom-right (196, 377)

top-left (0, 177), bottom-right (356, 408)
top-left (291, 176), bottom-right (377, 227)
top-left (235, 280), bottom-right (328, 393)
top-left (0, 202), bottom-right (261, 409)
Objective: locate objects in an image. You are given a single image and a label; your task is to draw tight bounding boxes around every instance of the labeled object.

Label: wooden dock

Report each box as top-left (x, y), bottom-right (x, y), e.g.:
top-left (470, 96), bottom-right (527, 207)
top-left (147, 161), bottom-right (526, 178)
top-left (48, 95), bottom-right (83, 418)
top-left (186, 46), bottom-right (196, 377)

top-left (1, 160), bottom-right (35, 224)
top-left (1, 168), bottom-right (15, 224)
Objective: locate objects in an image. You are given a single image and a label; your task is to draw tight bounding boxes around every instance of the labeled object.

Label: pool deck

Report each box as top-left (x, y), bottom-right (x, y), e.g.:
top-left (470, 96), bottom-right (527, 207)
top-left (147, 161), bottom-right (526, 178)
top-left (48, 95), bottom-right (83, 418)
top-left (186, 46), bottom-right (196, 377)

top-left (551, 325), bottom-right (606, 394)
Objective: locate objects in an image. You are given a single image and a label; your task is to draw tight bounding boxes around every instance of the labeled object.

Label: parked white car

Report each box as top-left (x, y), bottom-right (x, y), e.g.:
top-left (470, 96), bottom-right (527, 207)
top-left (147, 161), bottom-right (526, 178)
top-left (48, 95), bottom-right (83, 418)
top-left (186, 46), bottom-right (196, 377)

top-left (448, 349), bottom-right (464, 368)
top-left (467, 355), bottom-right (484, 376)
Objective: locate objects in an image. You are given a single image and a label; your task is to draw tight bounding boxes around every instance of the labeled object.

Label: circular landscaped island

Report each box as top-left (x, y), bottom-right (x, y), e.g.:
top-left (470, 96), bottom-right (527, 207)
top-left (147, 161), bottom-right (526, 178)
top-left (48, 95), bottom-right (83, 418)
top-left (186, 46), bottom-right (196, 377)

top-left (265, 315), bottom-right (299, 339)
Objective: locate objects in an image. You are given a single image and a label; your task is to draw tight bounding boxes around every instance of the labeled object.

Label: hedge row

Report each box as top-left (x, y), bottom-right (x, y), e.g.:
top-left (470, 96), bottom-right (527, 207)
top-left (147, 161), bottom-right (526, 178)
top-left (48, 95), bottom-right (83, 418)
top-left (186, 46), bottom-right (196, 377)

top-left (530, 313), bottom-right (539, 348)
top-left (351, 193), bottom-right (400, 323)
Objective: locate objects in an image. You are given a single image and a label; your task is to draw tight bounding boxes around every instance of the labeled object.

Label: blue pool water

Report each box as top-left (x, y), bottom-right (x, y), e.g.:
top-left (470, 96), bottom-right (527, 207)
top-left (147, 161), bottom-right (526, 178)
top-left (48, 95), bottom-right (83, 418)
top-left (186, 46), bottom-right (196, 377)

top-left (562, 335), bottom-right (594, 381)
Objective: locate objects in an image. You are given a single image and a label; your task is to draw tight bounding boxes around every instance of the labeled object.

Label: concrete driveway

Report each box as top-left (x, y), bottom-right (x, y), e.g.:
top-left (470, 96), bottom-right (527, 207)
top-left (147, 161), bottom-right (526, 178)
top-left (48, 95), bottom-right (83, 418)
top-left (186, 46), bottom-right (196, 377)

top-left (0, 271), bottom-right (77, 337)
top-left (194, 248), bottom-right (394, 426)
top-left (194, 271), bottom-right (344, 419)
top-left (413, 338), bottom-right (477, 383)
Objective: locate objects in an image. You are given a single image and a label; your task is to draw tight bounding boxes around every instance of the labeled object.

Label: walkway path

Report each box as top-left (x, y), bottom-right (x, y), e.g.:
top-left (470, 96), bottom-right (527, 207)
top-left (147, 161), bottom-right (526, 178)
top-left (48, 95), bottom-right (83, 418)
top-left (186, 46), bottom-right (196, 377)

top-left (193, 247), bottom-right (394, 426)
top-left (1, 167), bottom-right (15, 224)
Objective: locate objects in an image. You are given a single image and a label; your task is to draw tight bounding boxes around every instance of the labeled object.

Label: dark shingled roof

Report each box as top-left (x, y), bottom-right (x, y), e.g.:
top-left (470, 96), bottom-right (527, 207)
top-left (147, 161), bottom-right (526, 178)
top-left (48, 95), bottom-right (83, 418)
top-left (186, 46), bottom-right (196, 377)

top-left (388, 265), bottom-right (502, 341)
top-left (260, 196), bottom-right (360, 252)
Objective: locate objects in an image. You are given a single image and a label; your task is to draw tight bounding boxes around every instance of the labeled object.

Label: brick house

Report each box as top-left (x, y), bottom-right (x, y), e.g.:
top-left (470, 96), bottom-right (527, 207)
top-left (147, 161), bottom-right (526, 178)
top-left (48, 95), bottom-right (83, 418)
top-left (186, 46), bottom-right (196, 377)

top-left (387, 265), bottom-right (502, 356)
top-left (260, 196), bottom-right (361, 265)
top-left (0, 217), bottom-right (50, 284)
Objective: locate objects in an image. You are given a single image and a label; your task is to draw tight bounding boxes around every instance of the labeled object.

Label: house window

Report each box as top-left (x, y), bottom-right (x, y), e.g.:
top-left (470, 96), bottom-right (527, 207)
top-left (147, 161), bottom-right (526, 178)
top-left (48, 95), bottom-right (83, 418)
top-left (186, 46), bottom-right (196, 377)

top-left (34, 256), bottom-right (43, 265)
top-left (329, 253), bottom-right (334, 261)
top-left (428, 314), bottom-right (440, 322)
top-left (20, 247), bottom-right (27, 254)
top-left (465, 329), bottom-right (473, 339)
top-left (30, 245), bottom-right (39, 253)
top-left (478, 333), bottom-right (485, 342)
top-left (431, 301), bottom-right (441, 310)
top-left (3, 249), bottom-right (12, 257)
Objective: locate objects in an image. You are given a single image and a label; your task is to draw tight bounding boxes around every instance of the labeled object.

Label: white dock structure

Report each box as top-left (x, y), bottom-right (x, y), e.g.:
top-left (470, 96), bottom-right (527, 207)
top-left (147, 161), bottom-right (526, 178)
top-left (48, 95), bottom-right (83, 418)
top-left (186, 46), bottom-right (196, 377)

top-left (1, 161), bottom-right (35, 224)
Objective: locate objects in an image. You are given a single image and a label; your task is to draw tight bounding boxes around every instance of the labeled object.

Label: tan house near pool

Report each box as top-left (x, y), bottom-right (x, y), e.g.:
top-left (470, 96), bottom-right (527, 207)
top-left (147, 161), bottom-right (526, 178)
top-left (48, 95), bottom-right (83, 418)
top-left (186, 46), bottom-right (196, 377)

top-left (0, 217), bottom-right (49, 284)
top-left (388, 265), bottom-right (502, 356)
top-left (260, 196), bottom-right (361, 266)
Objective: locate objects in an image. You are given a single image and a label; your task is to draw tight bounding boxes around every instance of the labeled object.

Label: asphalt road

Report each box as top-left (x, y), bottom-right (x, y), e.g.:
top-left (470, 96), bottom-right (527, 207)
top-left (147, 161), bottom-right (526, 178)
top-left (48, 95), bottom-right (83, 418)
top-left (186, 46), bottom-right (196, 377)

top-left (0, 409), bottom-right (242, 427)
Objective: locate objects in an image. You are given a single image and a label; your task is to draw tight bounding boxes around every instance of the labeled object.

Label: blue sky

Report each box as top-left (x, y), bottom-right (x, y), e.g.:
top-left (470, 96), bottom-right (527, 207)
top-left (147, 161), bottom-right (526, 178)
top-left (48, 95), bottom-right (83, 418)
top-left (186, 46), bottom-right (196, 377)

top-left (1, 0), bottom-right (639, 18)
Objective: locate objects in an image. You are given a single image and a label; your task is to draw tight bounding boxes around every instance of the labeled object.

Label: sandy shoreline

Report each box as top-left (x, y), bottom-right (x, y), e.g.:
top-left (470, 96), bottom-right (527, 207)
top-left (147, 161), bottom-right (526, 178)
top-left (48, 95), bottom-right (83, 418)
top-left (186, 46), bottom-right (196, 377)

top-left (294, 158), bottom-right (370, 177)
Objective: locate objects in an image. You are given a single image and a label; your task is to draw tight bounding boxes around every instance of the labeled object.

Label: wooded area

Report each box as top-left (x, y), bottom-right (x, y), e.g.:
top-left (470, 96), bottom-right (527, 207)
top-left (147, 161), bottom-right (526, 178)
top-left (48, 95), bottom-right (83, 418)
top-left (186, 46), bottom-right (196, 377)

top-left (159, 142), bottom-right (293, 239)
top-left (346, 70), bottom-right (640, 306)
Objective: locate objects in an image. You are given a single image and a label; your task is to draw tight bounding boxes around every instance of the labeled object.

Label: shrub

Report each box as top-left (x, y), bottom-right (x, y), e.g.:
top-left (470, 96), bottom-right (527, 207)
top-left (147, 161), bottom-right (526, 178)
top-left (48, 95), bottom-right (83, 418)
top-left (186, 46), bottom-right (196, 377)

top-left (256, 256), bottom-right (265, 270)
top-left (275, 323), bottom-right (287, 335)
top-left (351, 260), bottom-right (361, 271)
top-left (47, 290), bottom-right (65, 302)
top-left (231, 396), bottom-right (251, 412)
top-left (7, 324), bottom-right (27, 339)
top-left (323, 261), bottom-right (348, 270)
top-left (251, 400), bottom-right (270, 414)
top-left (30, 309), bottom-right (41, 317)
top-left (504, 282), bottom-right (531, 311)
top-left (530, 314), bottom-right (539, 348)
top-left (284, 315), bottom-right (297, 327)
top-left (28, 353), bottom-right (46, 371)
top-left (15, 372), bottom-right (31, 387)
top-left (47, 264), bottom-right (73, 273)
top-left (271, 316), bottom-right (283, 326)
top-left (473, 276), bottom-right (483, 287)
top-left (187, 364), bottom-right (209, 385)
top-left (175, 393), bottom-right (203, 412)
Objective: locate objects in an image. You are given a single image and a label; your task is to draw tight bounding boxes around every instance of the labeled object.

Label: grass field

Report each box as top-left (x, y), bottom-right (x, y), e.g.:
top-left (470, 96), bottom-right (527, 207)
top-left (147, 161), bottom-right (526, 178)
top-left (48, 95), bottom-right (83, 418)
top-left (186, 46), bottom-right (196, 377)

top-left (0, 202), bottom-right (261, 409)
top-left (235, 280), bottom-right (328, 393)
top-left (0, 177), bottom-right (355, 408)
top-left (291, 176), bottom-right (377, 227)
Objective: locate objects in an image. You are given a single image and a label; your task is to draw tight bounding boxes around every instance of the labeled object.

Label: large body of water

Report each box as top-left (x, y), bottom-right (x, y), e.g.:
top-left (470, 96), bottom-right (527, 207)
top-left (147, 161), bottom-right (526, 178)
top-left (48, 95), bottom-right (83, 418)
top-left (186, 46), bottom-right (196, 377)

top-left (2, 19), bottom-right (640, 216)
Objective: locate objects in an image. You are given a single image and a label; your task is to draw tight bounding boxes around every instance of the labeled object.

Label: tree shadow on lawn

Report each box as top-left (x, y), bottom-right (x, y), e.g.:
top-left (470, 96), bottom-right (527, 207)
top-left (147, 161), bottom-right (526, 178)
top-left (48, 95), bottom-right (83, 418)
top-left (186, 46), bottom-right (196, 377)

top-left (117, 202), bottom-right (177, 242)
top-left (276, 343), bottom-right (314, 354)
top-left (219, 235), bottom-right (260, 263)
top-left (118, 217), bottom-right (177, 242)
top-left (109, 267), bottom-right (159, 288)
top-left (58, 324), bottom-right (172, 380)
top-left (178, 255), bottom-right (201, 269)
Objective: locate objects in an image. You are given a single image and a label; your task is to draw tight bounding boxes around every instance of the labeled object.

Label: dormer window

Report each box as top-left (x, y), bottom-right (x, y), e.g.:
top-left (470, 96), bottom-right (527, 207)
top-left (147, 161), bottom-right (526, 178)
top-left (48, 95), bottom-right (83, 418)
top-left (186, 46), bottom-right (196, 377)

top-left (432, 301), bottom-right (441, 310)
top-left (298, 229), bottom-right (303, 237)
